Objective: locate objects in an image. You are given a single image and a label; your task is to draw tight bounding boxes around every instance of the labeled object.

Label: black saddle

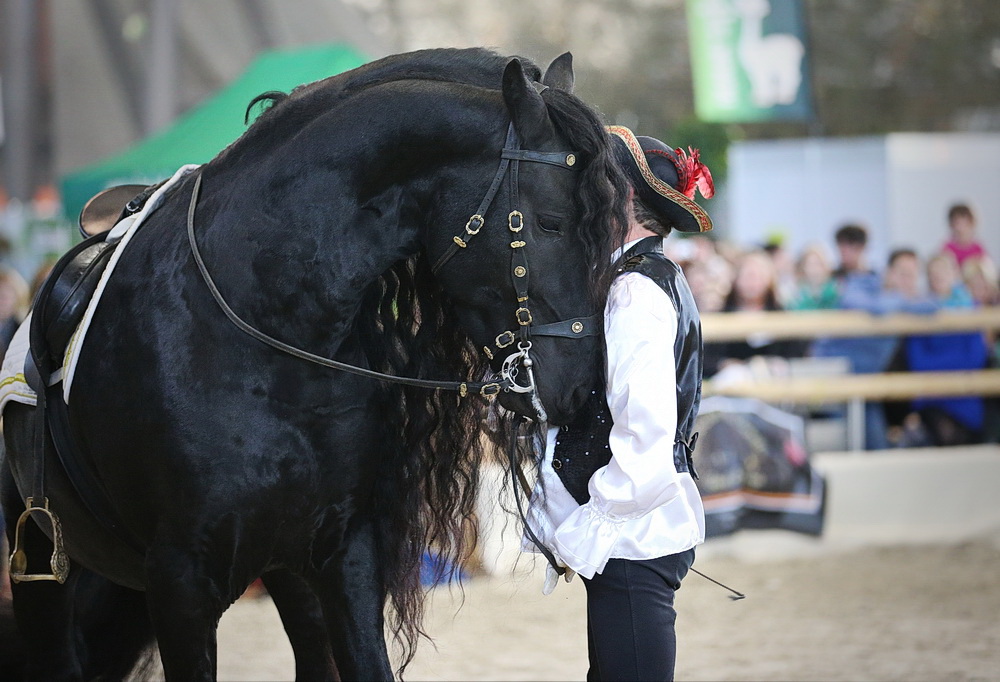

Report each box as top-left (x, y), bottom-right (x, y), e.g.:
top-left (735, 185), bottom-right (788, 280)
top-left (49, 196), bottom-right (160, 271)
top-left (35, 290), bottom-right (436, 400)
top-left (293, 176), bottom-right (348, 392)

top-left (30, 182), bottom-right (160, 369)
top-left (30, 233), bottom-right (118, 370)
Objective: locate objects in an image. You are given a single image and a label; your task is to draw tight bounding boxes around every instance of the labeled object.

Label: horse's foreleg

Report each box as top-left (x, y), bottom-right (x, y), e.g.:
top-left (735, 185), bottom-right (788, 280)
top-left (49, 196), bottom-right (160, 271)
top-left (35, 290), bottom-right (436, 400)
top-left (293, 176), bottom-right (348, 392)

top-left (309, 518), bottom-right (393, 681)
top-left (263, 568), bottom-right (339, 681)
top-left (8, 570), bottom-right (83, 681)
top-left (144, 545), bottom-right (226, 681)
top-left (2, 469), bottom-right (82, 681)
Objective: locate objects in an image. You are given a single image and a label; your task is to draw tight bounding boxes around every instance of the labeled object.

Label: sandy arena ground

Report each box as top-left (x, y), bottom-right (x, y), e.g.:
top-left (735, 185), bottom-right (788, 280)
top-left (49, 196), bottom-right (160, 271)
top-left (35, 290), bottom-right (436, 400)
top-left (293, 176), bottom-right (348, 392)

top-left (212, 529), bottom-right (1000, 682)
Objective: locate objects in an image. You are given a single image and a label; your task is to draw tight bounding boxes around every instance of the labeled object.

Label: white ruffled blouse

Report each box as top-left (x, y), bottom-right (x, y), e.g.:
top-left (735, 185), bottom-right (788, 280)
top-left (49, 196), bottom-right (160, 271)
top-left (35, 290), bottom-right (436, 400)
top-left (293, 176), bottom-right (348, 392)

top-left (525, 247), bottom-right (705, 580)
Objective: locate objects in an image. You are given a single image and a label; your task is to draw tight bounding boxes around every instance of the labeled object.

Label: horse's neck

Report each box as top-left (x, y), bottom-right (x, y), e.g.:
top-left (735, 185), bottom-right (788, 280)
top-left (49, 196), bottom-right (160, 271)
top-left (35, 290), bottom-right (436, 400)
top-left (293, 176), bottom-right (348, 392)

top-left (195, 172), bottom-right (419, 354)
top-left (197, 87), bottom-right (500, 351)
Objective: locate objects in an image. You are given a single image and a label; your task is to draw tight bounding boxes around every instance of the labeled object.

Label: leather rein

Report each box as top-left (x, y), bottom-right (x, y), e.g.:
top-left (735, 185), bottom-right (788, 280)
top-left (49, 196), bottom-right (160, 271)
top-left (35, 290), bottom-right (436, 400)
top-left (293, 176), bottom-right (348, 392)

top-left (186, 122), bottom-right (599, 418)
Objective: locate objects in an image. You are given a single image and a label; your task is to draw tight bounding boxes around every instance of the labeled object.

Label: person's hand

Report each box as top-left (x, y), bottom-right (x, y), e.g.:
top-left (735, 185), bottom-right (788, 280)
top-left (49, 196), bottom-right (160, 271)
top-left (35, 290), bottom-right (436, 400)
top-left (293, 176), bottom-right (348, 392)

top-left (542, 560), bottom-right (576, 595)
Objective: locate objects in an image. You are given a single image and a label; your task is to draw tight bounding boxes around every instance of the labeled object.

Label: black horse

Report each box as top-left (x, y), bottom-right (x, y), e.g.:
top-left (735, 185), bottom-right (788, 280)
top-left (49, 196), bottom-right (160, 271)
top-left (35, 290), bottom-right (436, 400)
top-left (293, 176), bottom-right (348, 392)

top-left (2, 48), bottom-right (629, 680)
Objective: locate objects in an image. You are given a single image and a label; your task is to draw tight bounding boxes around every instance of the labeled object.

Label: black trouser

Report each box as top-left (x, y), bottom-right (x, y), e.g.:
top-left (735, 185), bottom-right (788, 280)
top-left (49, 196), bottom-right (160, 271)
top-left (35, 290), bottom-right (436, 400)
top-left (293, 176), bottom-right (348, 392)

top-left (582, 549), bottom-right (695, 682)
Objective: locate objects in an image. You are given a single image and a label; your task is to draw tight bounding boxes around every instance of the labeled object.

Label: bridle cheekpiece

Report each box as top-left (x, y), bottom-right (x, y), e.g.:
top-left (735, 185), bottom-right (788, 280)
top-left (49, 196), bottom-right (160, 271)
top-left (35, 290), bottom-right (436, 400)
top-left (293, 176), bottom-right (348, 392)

top-left (430, 122), bottom-right (599, 422)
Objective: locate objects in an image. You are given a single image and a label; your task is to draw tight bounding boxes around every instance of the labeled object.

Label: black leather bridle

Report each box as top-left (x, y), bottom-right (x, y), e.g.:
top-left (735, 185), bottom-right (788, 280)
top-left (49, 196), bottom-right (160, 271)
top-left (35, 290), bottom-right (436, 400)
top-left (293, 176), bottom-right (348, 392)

top-left (187, 121), bottom-right (600, 421)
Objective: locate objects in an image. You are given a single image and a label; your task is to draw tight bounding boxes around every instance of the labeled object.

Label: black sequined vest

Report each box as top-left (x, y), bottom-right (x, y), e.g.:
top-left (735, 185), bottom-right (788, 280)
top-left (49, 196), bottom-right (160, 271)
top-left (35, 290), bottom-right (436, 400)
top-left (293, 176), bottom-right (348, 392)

top-left (552, 236), bottom-right (703, 505)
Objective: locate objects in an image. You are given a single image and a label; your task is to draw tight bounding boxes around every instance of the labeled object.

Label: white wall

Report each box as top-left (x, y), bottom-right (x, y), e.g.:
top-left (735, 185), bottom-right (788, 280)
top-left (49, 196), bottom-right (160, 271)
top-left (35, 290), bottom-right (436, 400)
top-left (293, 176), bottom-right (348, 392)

top-left (727, 133), bottom-right (1000, 269)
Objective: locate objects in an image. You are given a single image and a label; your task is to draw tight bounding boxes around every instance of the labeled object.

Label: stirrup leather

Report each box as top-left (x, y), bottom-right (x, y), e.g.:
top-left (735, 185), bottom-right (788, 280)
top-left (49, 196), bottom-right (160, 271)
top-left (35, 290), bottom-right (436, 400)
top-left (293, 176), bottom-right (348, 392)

top-left (9, 497), bottom-right (70, 583)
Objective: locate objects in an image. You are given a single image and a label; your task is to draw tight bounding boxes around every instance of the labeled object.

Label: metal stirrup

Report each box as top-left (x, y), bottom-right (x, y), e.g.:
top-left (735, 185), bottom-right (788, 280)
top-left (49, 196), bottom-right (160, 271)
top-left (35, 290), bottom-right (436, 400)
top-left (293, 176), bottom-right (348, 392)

top-left (9, 497), bottom-right (70, 584)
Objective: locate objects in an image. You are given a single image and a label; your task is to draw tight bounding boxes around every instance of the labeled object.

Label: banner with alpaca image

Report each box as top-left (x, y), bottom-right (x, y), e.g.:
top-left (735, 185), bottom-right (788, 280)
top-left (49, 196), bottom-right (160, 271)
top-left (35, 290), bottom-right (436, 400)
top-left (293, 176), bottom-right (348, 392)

top-left (686, 0), bottom-right (813, 123)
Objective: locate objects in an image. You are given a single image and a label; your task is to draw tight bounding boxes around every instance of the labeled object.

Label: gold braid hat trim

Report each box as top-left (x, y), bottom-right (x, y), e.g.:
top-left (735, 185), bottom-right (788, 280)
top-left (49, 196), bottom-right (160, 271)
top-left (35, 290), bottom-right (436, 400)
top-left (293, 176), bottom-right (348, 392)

top-left (607, 125), bottom-right (713, 233)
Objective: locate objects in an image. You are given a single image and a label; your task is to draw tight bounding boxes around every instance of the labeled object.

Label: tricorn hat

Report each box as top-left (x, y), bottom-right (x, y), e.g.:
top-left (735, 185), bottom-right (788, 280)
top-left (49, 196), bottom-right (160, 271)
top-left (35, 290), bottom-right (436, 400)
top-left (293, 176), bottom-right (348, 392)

top-left (607, 125), bottom-right (714, 233)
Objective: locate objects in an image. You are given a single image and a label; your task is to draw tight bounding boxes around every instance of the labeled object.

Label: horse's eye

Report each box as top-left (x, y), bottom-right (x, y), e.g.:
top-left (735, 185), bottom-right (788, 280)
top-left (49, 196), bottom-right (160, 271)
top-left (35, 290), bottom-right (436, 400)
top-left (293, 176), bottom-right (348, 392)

top-left (537, 214), bottom-right (565, 235)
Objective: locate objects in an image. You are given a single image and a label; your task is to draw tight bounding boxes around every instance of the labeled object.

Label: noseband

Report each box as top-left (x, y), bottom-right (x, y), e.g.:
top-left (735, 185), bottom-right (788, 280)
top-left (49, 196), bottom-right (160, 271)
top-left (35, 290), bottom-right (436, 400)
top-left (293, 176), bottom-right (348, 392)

top-left (186, 121), bottom-right (599, 421)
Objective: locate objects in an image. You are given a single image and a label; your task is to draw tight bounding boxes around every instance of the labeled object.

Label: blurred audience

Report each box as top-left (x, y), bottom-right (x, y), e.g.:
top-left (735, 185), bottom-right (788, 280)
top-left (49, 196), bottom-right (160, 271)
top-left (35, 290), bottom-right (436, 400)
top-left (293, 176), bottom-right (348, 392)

top-left (889, 250), bottom-right (990, 447)
top-left (960, 257), bottom-right (1000, 366)
top-left (684, 224), bottom-right (999, 449)
top-left (670, 235), bottom-right (734, 314)
top-left (839, 248), bottom-right (938, 317)
top-left (893, 330), bottom-right (990, 447)
top-left (725, 249), bottom-right (782, 312)
top-left (812, 248), bottom-right (941, 449)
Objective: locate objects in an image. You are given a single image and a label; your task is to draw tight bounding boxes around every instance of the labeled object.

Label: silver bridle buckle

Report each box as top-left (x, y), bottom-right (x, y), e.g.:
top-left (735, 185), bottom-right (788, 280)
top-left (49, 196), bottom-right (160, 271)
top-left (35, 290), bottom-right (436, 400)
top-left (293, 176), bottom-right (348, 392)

top-left (500, 345), bottom-right (531, 394)
top-left (499, 341), bottom-right (548, 423)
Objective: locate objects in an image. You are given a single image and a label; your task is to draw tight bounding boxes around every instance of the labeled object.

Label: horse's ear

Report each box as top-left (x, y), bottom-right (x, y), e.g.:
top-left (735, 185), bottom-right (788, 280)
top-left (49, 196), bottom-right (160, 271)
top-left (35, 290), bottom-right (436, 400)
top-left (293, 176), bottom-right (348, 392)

top-left (502, 58), bottom-right (550, 143)
top-left (542, 52), bottom-right (574, 93)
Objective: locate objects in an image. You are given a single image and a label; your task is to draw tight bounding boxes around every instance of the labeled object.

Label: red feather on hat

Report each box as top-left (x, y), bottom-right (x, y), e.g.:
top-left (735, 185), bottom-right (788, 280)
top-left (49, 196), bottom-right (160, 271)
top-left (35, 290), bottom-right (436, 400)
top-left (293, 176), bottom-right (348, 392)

top-left (673, 147), bottom-right (715, 200)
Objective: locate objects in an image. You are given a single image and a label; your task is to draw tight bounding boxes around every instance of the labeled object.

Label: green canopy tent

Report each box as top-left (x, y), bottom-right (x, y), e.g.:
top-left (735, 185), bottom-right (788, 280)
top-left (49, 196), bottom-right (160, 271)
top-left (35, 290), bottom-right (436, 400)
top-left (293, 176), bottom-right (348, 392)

top-left (60, 43), bottom-right (368, 222)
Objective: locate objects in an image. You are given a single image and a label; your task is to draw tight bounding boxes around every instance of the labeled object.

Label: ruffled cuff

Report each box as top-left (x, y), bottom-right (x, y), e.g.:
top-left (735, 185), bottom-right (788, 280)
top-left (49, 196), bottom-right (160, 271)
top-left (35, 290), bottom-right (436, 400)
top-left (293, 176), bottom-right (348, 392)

top-left (552, 501), bottom-right (638, 579)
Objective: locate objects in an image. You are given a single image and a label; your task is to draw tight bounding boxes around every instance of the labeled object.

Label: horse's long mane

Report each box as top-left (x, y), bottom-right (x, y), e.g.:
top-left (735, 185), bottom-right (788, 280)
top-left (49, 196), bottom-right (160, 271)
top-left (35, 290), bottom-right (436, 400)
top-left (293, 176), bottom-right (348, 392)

top-left (225, 48), bottom-right (543, 169)
top-left (241, 48), bottom-right (630, 673)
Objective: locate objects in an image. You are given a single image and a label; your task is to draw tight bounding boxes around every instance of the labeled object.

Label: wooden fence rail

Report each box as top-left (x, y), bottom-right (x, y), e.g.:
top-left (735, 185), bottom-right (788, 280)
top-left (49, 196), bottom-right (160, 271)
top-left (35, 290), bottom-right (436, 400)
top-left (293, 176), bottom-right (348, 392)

top-left (703, 369), bottom-right (1000, 403)
top-left (701, 307), bottom-right (1000, 342)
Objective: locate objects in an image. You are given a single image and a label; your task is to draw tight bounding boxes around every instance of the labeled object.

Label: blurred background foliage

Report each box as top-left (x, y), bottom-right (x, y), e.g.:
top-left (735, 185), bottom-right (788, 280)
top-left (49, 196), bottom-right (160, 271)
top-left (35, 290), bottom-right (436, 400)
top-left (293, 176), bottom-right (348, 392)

top-left (3, 0), bottom-right (999, 192)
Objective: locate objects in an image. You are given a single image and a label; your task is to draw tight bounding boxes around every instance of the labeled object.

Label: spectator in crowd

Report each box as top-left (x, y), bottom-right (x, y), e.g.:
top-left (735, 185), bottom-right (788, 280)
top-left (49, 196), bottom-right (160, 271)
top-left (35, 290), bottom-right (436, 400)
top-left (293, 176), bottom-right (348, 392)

top-left (724, 250), bottom-right (781, 312)
top-left (926, 252), bottom-right (974, 308)
top-left (713, 238), bottom-right (744, 271)
top-left (962, 257), bottom-right (1000, 308)
top-left (961, 257), bottom-right (1000, 368)
top-left (788, 244), bottom-right (839, 310)
top-left (942, 203), bottom-right (988, 268)
top-left (762, 236), bottom-right (796, 306)
top-left (682, 253), bottom-right (733, 314)
top-left (840, 248), bottom-right (938, 317)
top-left (703, 250), bottom-right (805, 377)
top-left (831, 223), bottom-right (878, 284)
top-left (0, 266), bottom-right (30, 357)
